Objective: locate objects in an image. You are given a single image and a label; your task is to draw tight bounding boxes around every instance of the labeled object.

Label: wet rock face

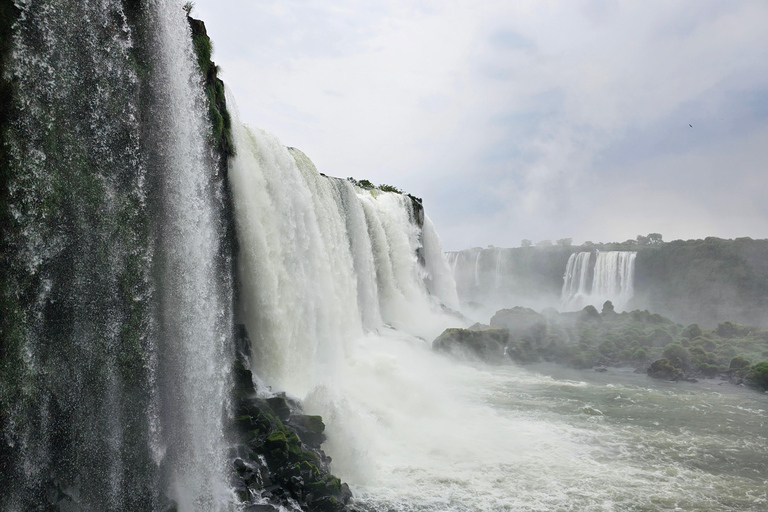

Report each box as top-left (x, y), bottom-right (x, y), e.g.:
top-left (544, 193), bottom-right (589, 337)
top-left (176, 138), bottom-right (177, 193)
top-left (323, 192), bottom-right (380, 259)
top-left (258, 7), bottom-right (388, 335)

top-left (432, 327), bottom-right (509, 363)
top-left (229, 326), bottom-right (354, 512)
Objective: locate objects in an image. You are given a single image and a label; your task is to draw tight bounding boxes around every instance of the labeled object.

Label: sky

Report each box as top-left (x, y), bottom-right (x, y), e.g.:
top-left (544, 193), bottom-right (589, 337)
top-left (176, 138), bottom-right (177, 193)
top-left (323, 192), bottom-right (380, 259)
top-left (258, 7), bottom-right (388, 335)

top-left (191, 0), bottom-right (768, 251)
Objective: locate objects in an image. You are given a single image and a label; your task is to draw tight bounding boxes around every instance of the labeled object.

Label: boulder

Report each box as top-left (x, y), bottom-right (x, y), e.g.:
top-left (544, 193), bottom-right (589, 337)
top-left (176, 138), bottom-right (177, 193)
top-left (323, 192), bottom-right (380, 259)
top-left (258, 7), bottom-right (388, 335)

top-left (432, 327), bottom-right (508, 363)
top-left (490, 307), bottom-right (546, 340)
top-left (289, 414), bottom-right (326, 448)
top-left (647, 358), bottom-right (684, 381)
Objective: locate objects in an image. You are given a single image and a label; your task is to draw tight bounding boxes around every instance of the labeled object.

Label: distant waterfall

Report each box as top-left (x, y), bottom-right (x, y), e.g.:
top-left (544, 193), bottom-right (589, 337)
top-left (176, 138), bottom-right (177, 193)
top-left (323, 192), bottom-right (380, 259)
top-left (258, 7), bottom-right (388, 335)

top-left (561, 252), bottom-right (593, 304)
top-left (228, 115), bottom-right (458, 395)
top-left (561, 251), bottom-right (637, 311)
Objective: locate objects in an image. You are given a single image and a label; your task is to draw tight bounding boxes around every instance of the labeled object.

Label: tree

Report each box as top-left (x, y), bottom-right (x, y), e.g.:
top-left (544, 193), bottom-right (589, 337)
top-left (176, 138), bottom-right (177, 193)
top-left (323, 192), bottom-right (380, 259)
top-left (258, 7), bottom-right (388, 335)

top-left (521, 239), bottom-right (532, 247)
top-left (601, 300), bottom-right (615, 315)
top-left (636, 235), bottom-right (649, 246)
top-left (729, 356), bottom-right (751, 371)
top-left (683, 324), bottom-right (702, 339)
top-left (662, 343), bottom-right (691, 370)
top-left (556, 238), bottom-right (572, 247)
top-left (648, 233), bottom-right (663, 244)
top-left (536, 239), bottom-right (553, 247)
top-left (183, 1), bottom-right (195, 15)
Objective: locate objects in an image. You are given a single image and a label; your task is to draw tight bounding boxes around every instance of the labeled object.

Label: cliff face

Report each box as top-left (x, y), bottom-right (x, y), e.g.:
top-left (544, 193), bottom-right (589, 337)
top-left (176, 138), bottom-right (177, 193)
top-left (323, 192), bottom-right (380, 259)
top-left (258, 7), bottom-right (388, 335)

top-left (448, 238), bottom-right (768, 328)
top-left (633, 237), bottom-right (768, 328)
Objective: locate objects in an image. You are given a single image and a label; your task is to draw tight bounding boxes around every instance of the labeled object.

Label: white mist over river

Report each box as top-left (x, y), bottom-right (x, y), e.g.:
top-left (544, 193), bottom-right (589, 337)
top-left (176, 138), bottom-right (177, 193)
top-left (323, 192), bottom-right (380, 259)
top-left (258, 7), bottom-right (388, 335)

top-left (316, 335), bottom-right (767, 511)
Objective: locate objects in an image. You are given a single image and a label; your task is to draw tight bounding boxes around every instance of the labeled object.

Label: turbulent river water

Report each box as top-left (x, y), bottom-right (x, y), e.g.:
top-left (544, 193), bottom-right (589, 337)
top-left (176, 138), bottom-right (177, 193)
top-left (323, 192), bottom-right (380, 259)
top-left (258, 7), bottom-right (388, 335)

top-left (316, 335), bottom-right (768, 512)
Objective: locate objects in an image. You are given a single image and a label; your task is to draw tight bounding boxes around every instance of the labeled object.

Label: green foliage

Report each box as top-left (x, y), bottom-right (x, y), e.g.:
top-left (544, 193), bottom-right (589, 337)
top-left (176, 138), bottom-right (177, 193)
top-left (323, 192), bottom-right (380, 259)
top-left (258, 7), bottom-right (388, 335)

top-left (357, 179), bottom-right (375, 189)
top-left (634, 237), bottom-right (768, 328)
top-left (378, 184), bottom-right (403, 194)
top-left (684, 324), bottom-right (703, 339)
top-left (648, 233), bottom-right (663, 244)
top-left (187, 16), bottom-right (233, 158)
top-left (521, 239), bottom-right (532, 247)
top-left (647, 358), bottom-right (684, 380)
top-left (662, 343), bottom-right (690, 369)
top-left (729, 356), bottom-right (750, 371)
top-left (601, 300), bottom-right (615, 315)
top-left (556, 238), bottom-right (572, 246)
top-left (746, 361), bottom-right (768, 389)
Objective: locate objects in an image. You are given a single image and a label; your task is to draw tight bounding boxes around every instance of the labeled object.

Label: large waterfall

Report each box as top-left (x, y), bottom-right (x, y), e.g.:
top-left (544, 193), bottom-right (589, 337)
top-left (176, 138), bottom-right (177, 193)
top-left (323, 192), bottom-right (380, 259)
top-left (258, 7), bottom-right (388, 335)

top-left (561, 251), bottom-right (637, 311)
top-left (1, 2), bottom-right (232, 510)
top-left (228, 110), bottom-right (459, 395)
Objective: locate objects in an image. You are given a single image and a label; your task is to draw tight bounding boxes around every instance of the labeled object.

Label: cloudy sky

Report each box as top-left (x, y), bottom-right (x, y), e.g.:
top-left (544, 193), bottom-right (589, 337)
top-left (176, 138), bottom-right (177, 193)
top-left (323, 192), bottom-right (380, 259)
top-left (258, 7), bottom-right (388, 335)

top-left (191, 0), bottom-right (768, 251)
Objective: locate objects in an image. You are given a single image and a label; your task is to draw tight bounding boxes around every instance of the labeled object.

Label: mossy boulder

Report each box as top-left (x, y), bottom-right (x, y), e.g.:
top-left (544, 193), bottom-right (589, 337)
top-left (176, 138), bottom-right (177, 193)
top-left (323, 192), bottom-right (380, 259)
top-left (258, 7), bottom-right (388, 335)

top-left (647, 358), bottom-right (684, 381)
top-left (266, 396), bottom-right (292, 421)
top-left (432, 327), bottom-right (508, 363)
top-left (290, 414), bottom-right (326, 448)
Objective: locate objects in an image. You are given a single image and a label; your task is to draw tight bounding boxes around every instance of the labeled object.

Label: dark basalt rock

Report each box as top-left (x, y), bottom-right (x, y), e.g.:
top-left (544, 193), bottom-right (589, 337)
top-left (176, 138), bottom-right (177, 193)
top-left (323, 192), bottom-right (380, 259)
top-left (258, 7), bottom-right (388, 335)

top-left (229, 325), bottom-right (354, 512)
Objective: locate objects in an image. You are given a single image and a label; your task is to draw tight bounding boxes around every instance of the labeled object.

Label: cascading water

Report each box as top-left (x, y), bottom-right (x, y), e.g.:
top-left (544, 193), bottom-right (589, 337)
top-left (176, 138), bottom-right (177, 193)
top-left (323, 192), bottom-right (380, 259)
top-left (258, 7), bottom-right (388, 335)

top-left (591, 250), bottom-right (637, 304)
top-left (228, 106), bottom-right (459, 394)
top-left (148, 2), bottom-right (234, 508)
top-left (561, 251), bottom-right (637, 311)
top-left (561, 251), bottom-right (593, 304)
top-left (421, 216), bottom-right (460, 311)
top-left (0, 2), bottom-right (232, 510)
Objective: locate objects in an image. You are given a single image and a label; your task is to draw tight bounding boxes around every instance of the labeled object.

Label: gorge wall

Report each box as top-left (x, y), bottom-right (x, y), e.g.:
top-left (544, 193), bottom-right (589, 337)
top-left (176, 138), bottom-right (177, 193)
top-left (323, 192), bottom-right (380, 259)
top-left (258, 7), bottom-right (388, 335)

top-left (448, 238), bottom-right (768, 328)
top-left (0, 2), bottom-right (459, 510)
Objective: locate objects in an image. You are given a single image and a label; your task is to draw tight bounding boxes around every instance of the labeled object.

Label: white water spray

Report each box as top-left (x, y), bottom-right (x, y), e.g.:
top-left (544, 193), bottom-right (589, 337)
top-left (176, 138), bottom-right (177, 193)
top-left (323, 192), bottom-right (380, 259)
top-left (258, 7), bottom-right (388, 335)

top-left (561, 251), bottom-right (637, 311)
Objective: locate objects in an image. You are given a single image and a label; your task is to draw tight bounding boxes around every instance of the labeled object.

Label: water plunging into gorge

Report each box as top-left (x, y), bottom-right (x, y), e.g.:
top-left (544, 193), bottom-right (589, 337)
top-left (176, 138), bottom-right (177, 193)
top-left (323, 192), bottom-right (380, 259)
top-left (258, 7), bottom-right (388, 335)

top-left (561, 251), bottom-right (637, 311)
top-left (1, 3), bottom-right (766, 512)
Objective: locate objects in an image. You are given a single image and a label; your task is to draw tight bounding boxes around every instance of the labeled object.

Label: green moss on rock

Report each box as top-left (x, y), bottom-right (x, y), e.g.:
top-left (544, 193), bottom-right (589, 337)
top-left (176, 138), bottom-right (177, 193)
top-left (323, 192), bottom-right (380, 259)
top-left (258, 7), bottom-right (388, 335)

top-left (186, 15), bottom-right (233, 158)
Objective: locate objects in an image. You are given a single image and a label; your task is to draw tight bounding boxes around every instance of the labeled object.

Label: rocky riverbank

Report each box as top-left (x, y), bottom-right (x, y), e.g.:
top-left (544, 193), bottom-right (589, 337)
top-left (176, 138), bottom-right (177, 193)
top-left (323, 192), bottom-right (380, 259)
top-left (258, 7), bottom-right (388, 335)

top-left (433, 304), bottom-right (768, 393)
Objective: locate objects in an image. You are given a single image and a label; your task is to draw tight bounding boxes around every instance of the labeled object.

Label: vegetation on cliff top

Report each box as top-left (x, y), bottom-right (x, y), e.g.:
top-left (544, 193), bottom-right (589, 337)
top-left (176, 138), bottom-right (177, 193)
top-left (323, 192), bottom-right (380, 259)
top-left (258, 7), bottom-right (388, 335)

top-left (186, 10), bottom-right (233, 159)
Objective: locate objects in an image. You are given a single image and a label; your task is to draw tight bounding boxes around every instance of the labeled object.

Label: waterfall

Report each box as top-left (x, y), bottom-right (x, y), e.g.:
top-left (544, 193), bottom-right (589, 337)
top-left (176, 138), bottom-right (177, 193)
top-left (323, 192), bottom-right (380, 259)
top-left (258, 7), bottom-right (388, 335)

top-left (421, 217), bottom-right (460, 311)
top-left (149, 2), bottom-right (233, 509)
top-left (561, 251), bottom-right (637, 311)
top-left (1, 2), bottom-right (233, 510)
top-left (561, 252), bottom-right (593, 304)
top-left (591, 250), bottom-right (637, 308)
top-left (228, 111), bottom-right (458, 396)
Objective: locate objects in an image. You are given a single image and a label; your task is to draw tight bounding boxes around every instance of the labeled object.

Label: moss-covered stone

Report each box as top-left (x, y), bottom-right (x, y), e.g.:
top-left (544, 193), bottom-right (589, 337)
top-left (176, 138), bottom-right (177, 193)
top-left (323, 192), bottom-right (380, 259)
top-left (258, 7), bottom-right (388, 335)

top-left (230, 326), bottom-right (353, 511)
top-left (186, 15), bottom-right (233, 159)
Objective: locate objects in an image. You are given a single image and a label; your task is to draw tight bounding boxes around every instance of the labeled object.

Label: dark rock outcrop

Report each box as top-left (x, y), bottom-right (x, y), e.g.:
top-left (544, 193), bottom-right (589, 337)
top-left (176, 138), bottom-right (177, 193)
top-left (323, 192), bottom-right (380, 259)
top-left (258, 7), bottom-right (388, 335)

top-left (432, 327), bottom-right (508, 363)
top-left (229, 326), bottom-right (354, 512)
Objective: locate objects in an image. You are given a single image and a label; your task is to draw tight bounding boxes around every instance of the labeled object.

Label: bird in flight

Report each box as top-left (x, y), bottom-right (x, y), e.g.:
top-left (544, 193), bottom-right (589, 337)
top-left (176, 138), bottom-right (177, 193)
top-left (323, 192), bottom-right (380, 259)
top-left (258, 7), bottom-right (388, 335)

top-left (689, 124), bottom-right (692, 128)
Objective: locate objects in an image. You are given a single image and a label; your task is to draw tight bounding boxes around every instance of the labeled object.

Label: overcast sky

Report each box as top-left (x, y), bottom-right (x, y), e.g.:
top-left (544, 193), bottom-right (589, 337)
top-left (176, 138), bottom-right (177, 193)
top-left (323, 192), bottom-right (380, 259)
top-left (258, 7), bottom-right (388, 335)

top-left (191, 0), bottom-right (768, 251)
